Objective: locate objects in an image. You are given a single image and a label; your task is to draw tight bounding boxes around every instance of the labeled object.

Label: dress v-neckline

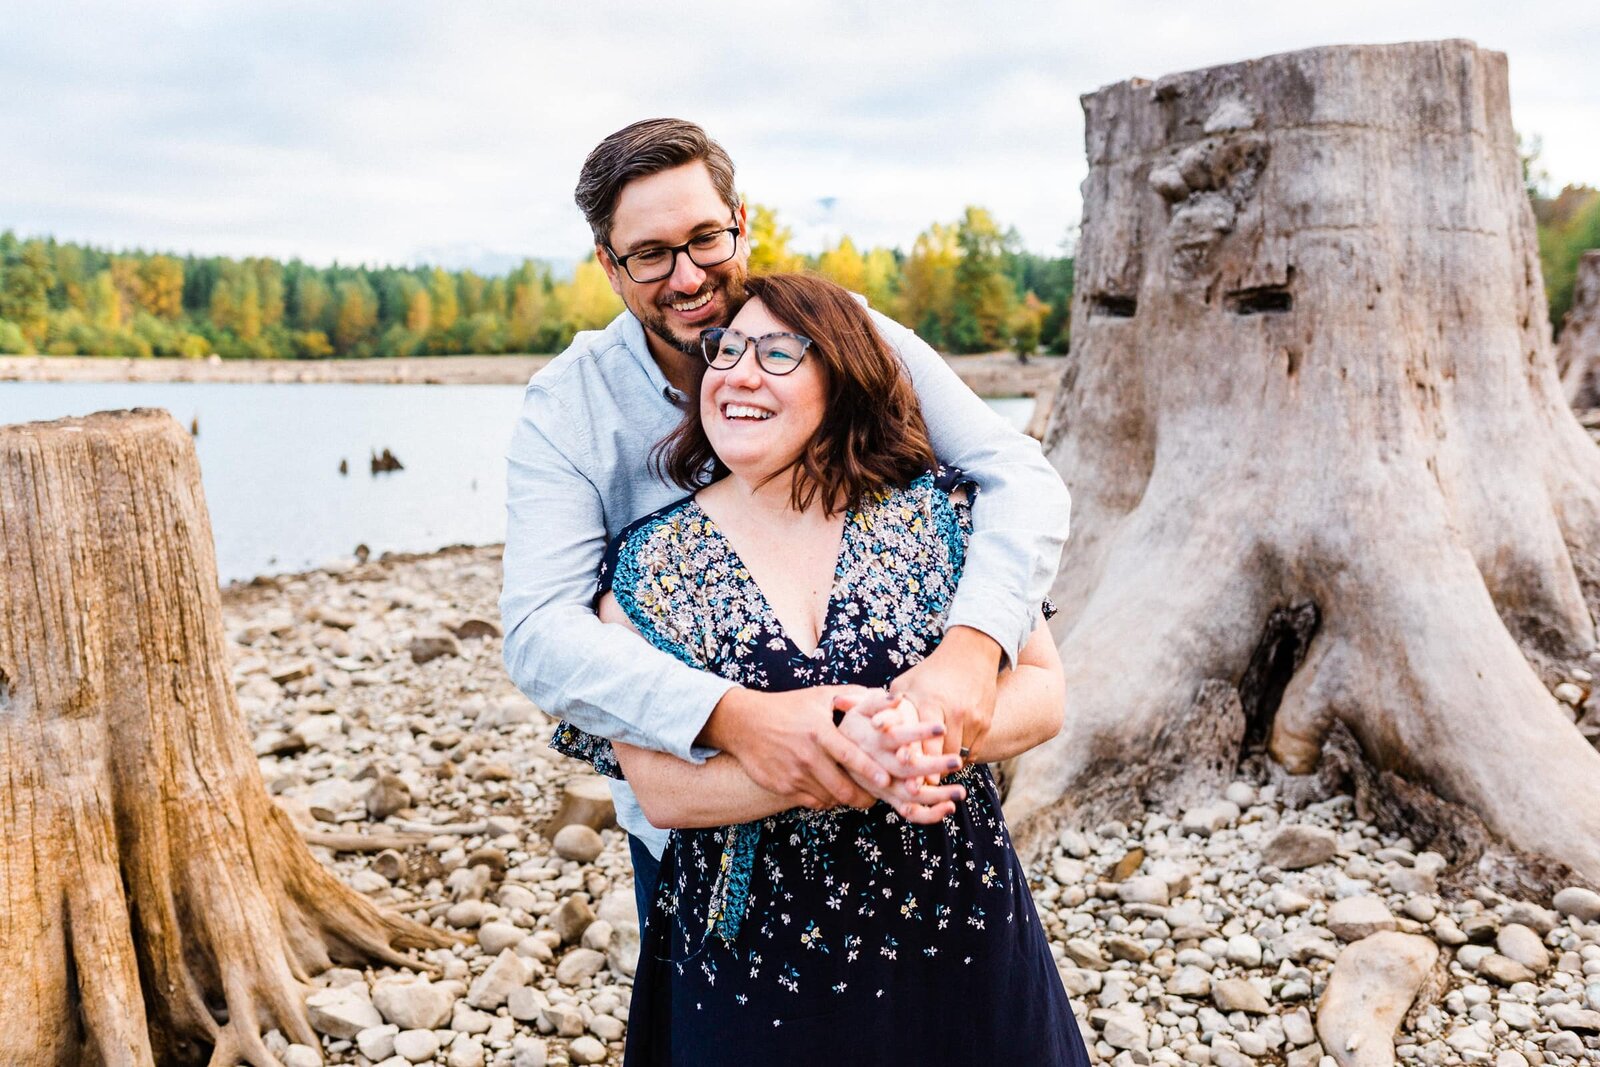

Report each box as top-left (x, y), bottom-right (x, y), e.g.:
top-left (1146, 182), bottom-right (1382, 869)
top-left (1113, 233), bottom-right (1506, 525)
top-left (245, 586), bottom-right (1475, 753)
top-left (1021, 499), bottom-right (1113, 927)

top-left (688, 497), bottom-right (854, 660)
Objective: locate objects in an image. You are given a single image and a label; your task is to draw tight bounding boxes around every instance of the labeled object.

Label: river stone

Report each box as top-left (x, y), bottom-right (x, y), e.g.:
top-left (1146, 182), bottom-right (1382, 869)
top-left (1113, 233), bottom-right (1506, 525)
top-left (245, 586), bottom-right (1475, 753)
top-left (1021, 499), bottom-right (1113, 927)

top-left (282, 1047), bottom-right (321, 1067)
top-left (1282, 1007), bottom-right (1316, 1047)
top-left (1316, 931), bottom-right (1437, 1067)
top-left (1478, 953), bottom-right (1536, 986)
top-left (1211, 977), bottom-right (1270, 1014)
top-left (409, 631), bottom-right (462, 664)
top-left (1554, 886), bottom-right (1600, 922)
top-left (1444, 1022), bottom-right (1493, 1053)
top-left (543, 1002), bottom-right (586, 1037)
top-left (356, 1024), bottom-right (399, 1060)
top-left (371, 976), bottom-right (456, 1030)
top-left (553, 824), bottom-right (605, 863)
top-left (1547, 1003), bottom-right (1600, 1032)
top-left (511, 1037), bottom-right (549, 1067)
top-left (1495, 924), bottom-right (1550, 974)
top-left (1502, 901), bottom-right (1559, 935)
top-left (568, 1035), bottom-right (608, 1065)
top-left (394, 1028), bottom-right (441, 1063)
top-left (446, 1034), bottom-right (488, 1067)
top-left (551, 895), bottom-right (597, 945)
top-left (1328, 896), bottom-right (1397, 941)
top-left (1102, 1008), bottom-right (1149, 1050)
top-left (365, 772), bottom-right (412, 818)
top-left (1225, 933), bottom-right (1263, 967)
top-left (477, 920), bottom-right (526, 955)
top-left (1263, 825), bottom-right (1338, 870)
top-left (1168, 965), bottom-right (1212, 998)
top-left (607, 920), bottom-right (642, 978)
top-left (305, 984), bottom-right (383, 1039)
top-left (1117, 875), bottom-right (1169, 906)
top-left (467, 949), bottom-right (531, 1009)
top-left (1106, 934), bottom-right (1151, 962)
top-left (581, 918), bottom-right (614, 952)
top-left (556, 947), bottom-right (607, 986)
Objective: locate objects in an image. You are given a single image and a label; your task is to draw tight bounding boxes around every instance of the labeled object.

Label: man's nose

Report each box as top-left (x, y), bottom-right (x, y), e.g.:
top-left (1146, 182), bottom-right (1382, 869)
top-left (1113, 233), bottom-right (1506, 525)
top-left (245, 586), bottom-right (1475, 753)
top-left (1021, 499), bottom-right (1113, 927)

top-left (668, 249), bottom-right (707, 293)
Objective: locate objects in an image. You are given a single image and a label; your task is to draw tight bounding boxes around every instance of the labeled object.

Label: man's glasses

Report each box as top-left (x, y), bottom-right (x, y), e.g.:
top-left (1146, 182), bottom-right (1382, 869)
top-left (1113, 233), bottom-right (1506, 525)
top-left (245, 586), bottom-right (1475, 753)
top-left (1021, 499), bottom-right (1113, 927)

top-left (605, 223), bottom-right (742, 284)
top-left (699, 327), bottom-right (814, 376)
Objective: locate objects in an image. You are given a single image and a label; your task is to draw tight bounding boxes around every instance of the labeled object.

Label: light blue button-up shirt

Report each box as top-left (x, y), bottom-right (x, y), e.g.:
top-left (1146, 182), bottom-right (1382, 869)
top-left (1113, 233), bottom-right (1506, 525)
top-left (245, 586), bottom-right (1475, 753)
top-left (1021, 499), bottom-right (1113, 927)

top-left (500, 307), bottom-right (1070, 857)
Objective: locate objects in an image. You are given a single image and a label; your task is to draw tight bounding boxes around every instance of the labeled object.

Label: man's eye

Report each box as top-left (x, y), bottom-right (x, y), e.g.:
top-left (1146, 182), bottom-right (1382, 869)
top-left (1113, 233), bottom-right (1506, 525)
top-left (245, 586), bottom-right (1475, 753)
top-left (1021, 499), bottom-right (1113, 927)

top-left (690, 233), bottom-right (723, 249)
top-left (631, 248), bottom-right (669, 265)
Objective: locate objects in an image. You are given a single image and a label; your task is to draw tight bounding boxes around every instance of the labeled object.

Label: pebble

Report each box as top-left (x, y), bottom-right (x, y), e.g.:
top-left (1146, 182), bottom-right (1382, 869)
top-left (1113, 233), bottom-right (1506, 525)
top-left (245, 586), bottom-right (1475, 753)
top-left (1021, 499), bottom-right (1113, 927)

top-left (356, 1025), bottom-right (398, 1061)
top-left (466, 949), bottom-right (531, 1009)
top-left (553, 824), bottom-right (605, 863)
top-left (1554, 887), bottom-right (1600, 923)
top-left (1496, 924), bottom-right (1551, 974)
top-left (283, 1047), bottom-right (322, 1067)
top-left (371, 976), bottom-right (456, 1030)
top-left (1328, 896), bottom-right (1398, 941)
top-left (568, 1035), bottom-right (609, 1065)
top-left (1211, 978), bottom-right (1269, 1014)
top-left (477, 920), bottom-right (526, 955)
top-left (393, 1028), bottom-right (441, 1063)
top-left (556, 947), bottom-right (608, 986)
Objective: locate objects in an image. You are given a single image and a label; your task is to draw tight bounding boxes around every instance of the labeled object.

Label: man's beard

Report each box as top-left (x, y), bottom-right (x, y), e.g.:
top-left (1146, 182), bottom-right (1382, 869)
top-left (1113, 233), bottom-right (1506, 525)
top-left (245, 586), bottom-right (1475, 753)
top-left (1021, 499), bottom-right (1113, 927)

top-left (637, 269), bottom-right (749, 357)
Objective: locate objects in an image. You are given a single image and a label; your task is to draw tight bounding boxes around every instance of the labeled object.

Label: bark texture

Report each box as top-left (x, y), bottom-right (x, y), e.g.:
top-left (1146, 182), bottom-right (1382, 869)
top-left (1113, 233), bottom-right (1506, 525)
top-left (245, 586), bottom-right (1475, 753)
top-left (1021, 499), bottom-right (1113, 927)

top-left (0, 410), bottom-right (450, 1067)
top-left (1007, 40), bottom-right (1600, 890)
top-left (1559, 251), bottom-right (1600, 408)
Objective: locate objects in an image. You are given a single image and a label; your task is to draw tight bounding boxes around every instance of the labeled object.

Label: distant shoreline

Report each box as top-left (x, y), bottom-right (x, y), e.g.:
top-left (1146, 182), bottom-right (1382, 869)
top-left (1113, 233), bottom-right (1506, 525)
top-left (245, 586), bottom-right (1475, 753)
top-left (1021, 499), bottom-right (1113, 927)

top-left (0, 352), bottom-right (1062, 397)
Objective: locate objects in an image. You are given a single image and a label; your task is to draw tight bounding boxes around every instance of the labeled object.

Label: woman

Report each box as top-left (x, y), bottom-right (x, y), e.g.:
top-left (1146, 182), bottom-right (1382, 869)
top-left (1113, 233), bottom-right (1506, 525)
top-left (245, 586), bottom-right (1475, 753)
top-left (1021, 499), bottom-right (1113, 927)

top-left (553, 274), bottom-right (1089, 1065)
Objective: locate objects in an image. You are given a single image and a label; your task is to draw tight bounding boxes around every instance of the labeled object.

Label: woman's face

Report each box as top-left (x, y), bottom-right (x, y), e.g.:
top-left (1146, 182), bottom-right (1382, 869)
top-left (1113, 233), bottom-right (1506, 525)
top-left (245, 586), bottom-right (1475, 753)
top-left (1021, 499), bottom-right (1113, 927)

top-left (701, 296), bottom-right (827, 487)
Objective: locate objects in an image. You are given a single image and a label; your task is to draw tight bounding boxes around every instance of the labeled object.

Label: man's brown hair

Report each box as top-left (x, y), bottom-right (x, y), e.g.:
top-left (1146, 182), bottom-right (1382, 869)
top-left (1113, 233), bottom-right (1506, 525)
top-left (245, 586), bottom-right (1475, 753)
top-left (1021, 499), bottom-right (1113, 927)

top-left (574, 118), bottom-right (740, 246)
top-left (655, 273), bottom-right (937, 514)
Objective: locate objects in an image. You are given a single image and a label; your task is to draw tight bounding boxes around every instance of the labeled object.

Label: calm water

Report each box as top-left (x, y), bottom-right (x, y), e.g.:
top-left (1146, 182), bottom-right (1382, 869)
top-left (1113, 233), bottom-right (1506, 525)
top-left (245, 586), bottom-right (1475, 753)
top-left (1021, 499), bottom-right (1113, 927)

top-left (0, 383), bottom-right (1034, 583)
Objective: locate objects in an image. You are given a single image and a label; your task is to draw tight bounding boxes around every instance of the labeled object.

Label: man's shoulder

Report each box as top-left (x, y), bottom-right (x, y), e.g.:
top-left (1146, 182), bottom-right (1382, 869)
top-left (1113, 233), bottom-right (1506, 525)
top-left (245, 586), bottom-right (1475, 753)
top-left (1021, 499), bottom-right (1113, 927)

top-left (527, 313), bottom-right (639, 397)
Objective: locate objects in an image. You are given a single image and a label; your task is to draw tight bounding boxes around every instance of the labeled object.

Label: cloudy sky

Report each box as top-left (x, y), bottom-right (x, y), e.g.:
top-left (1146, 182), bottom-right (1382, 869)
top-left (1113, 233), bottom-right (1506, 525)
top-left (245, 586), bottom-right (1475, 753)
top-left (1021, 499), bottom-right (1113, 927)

top-left (4, 1), bottom-right (1597, 272)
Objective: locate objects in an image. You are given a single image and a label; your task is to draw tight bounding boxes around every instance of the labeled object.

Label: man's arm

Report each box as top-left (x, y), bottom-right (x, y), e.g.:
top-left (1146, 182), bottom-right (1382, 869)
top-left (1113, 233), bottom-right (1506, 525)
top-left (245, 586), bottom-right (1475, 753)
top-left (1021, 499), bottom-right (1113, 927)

top-left (870, 309), bottom-right (1072, 754)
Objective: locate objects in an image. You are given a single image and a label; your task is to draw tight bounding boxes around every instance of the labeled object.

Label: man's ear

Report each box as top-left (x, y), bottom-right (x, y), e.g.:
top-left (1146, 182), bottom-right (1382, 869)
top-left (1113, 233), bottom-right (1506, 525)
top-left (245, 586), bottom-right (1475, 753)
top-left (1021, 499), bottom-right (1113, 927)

top-left (595, 244), bottom-right (625, 297)
top-left (737, 200), bottom-right (748, 233)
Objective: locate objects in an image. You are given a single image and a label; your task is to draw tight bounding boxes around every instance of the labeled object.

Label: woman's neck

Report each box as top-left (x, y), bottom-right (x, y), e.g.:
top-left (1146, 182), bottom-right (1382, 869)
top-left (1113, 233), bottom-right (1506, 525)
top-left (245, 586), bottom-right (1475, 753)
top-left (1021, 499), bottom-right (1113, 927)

top-left (704, 466), bottom-right (830, 525)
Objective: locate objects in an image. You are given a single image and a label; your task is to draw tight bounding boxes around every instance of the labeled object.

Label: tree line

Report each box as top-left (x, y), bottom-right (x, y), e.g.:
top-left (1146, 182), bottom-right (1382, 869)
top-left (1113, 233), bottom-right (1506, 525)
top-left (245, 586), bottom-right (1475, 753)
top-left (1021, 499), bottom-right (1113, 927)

top-left (0, 206), bottom-right (1074, 361)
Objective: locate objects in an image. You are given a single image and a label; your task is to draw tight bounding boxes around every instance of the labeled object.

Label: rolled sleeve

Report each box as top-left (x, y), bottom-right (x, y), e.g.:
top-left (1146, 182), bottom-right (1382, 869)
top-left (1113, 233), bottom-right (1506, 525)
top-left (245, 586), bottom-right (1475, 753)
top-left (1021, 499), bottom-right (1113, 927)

top-left (499, 384), bottom-right (731, 761)
top-left (872, 310), bottom-right (1072, 663)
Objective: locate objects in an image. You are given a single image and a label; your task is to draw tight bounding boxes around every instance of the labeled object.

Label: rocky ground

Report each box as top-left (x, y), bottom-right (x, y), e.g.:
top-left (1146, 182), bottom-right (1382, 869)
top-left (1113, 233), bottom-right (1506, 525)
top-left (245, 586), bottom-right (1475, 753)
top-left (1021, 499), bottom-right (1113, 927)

top-left (226, 546), bottom-right (1600, 1067)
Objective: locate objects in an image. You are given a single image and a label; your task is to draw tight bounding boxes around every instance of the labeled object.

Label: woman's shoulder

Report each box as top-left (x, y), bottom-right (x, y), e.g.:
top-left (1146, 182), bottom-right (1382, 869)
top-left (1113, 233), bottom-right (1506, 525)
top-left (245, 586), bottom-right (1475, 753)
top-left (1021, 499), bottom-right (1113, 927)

top-left (859, 466), bottom-right (974, 519)
top-left (597, 494), bottom-right (702, 593)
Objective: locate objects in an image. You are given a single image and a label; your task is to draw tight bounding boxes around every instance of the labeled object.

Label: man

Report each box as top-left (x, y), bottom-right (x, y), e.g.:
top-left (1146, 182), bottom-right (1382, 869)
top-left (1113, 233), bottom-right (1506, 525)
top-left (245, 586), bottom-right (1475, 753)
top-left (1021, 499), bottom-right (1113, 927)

top-left (501, 118), bottom-right (1070, 920)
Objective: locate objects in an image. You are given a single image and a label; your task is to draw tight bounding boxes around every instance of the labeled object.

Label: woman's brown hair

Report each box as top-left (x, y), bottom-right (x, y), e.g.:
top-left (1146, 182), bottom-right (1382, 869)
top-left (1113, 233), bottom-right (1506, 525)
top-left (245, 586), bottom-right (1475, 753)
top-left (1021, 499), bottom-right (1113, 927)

top-left (654, 273), bottom-right (937, 514)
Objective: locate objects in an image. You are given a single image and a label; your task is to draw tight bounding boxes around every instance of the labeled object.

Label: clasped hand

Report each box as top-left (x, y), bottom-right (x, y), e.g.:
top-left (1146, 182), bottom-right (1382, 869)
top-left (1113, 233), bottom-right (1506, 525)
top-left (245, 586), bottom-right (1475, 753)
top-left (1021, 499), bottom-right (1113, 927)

top-left (820, 689), bottom-right (967, 824)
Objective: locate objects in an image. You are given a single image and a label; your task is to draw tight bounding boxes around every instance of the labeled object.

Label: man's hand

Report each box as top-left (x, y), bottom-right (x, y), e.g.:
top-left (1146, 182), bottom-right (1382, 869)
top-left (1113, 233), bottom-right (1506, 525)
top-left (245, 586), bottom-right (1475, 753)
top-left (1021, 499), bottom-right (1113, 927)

top-left (700, 685), bottom-right (877, 810)
top-left (889, 625), bottom-right (1002, 759)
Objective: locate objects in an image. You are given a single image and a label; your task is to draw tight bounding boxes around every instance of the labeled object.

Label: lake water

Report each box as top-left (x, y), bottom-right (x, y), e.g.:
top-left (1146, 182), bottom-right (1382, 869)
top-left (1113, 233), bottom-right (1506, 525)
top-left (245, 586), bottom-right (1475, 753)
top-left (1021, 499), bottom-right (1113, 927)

top-left (0, 383), bottom-right (1035, 583)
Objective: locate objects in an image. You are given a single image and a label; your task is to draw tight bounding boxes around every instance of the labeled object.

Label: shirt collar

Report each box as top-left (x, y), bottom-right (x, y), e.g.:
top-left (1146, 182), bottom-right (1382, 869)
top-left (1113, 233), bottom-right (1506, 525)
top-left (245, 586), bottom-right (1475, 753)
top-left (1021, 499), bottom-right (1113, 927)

top-left (618, 311), bottom-right (692, 407)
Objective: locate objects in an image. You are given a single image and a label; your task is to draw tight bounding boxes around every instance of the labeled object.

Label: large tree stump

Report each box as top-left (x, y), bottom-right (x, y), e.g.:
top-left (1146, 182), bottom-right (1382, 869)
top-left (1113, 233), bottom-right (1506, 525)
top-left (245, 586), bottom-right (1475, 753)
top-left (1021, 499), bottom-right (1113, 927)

top-left (1558, 251), bottom-right (1600, 408)
top-left (1009, 40), bottom-right (1600, 891)
top-left (0, 410), bottom-right (450, 1067)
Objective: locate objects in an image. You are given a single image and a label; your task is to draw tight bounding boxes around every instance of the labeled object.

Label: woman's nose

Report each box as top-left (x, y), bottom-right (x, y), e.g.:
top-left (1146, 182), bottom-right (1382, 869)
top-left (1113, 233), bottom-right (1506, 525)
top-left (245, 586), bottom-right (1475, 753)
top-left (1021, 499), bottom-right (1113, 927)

top-left (726, 345), bottom-right (764, 387)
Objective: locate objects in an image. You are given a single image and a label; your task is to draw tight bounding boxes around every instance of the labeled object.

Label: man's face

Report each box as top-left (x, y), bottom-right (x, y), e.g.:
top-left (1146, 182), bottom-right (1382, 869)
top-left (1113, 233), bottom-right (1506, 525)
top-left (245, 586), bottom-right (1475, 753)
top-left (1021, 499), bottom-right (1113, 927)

top-left (597, 162), bottom-right (750, 360)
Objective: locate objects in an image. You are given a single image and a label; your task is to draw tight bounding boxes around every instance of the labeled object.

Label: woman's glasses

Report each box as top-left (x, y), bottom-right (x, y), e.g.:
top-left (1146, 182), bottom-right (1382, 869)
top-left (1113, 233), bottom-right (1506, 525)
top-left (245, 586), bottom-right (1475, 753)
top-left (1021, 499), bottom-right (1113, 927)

top-left (699, 327), bottom-right (814, 376)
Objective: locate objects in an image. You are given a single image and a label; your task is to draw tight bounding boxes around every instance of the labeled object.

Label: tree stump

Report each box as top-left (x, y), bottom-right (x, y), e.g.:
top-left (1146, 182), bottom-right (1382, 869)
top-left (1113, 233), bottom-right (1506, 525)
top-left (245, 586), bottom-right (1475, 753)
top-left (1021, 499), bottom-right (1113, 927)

top-left (0, 410), bottom-right (450, 1067)
top-left (1558, 251), bottom-right (1600, 408)
top-left (1010, 40), bottom-right (1600, 892)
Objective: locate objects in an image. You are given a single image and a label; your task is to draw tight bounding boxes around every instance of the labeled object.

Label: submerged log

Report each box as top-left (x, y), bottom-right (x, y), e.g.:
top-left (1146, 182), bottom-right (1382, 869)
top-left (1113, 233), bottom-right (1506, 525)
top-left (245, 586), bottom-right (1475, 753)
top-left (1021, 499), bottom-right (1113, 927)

top-left (0, 409), bottom-right (450, 1067)
top-left (1010, 41), bottom-right (1600, 893)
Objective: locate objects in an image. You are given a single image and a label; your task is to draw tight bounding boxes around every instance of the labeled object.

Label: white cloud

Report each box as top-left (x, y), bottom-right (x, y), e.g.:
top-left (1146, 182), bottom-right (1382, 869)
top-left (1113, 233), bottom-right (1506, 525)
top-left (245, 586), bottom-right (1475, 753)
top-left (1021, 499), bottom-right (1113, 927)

top-left (1, 0), bottom-right (1595, 267)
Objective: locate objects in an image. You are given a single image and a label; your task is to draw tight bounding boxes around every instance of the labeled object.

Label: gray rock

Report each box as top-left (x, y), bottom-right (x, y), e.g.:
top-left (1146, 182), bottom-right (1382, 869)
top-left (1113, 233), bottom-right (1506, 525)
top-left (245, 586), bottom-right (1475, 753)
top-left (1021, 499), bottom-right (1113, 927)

top-left (511, 1036), bottom-right (549, 1067)
top-left (1286, 1043), bottom-right (1323, 1067)
top-left (607, 920), bottom-right (641, 978)
top-left (1401, 897), bottom-right (1437, 923)
top-left (356, 1025), bottom-right (399, 1061)
top-left (1430, 914), bottom-right (1468, 946)
top-left (1502, 901), bottom-right (1559, 935)
top-left (1555, 887), bottom-right (1600, 922)
top-left (1064, 938), bottom-right (1109, 970)
top-left (1225, 933), bottom-right (1263, 968)
top-left (1328, 896), bottom-right (1397, 942)
top-left (394, 1028), bottom-right (442, 1063)
top-left (1495, 1052), bottom-right (1529, 1067)
top-left (446, 1034), bottom-right (487, 1067)
top-left (1478, 953), bottom-right (1536, 986)
top-left (282, 1047), bottom-right (321, 1067)
top-left (1498, 1001), bottom-right (1537, 1029)
top-left (305, 985), bottom-right (383, 1040)
top-left (1547, 1003), bottom-right (1600, 1032)
top-left (409, 631), bottom-right (462, 664)
top-left (589, 1014), bottom-right (625, 1041)
top-left (371, 976), bottom-right (456, 1030)
top-left (446, 899), bottom-right (490, 928)
top-left (1167, 966), bottom-right (1212, 998)
top-left (506, 986), bottom-right (548, 1023)
top-left (542, 1002), bottom-right (586, 1037)
top-left (551, 895), bottom-right (597, 945)
top-left (1102, 1009), bottom-right (1149, 1051)
top-left (568, 1035), bottom-right (609, 1065)
top-left (477, 920), bottom-right (526, 955)
top-left (581, 918), bottom-right (614, 952)
top-left (466, 949), bottom-right (531, 1009)
top-left (556, 947), bottom-right (607, 986)
top-left (1495, 924), bottom-right (1550, 974)
top-left (1316, 932), bottom-right (1438, 1067)
top-left (1262, 825), bottom-right (1338, 870)
top-left (1281, 1007), bottom-right (1315, 1047)
top-left (1211, 978), bottom-right (1270, 1014)
top-left (1444, 1021), bottom-right (1492, 1053)
top-left (1117, 876), bottom-right (1169, 906)
top-left (1106, 934), bottom-right (1151, 962)
top-left (553, 824), bottom-right (605, 863)
top-left (1385, 867), bottom-right (1436, 896)
top-left (365, 772), bottom-right (412, 819)
top-left (1547, 1031), bottom-right (1587, 1058)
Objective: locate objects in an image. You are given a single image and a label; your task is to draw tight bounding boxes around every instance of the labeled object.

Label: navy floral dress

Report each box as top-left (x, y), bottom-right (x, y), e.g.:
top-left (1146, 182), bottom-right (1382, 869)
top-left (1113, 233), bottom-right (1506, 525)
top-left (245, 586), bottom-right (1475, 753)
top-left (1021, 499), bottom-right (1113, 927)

top-left (552, 470), bottom-right (1089, 1066)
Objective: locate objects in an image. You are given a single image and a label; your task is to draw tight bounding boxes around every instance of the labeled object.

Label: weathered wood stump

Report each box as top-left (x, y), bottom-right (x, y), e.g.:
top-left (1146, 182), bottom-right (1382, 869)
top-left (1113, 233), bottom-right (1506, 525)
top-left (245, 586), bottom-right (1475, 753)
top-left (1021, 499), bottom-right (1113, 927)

top-left (1559, 251), bottom-right (1600, 408)
top-left (0, 410), bottom-right (449, 1067)
top-left (1009, 40), bottom-right (1600, 892)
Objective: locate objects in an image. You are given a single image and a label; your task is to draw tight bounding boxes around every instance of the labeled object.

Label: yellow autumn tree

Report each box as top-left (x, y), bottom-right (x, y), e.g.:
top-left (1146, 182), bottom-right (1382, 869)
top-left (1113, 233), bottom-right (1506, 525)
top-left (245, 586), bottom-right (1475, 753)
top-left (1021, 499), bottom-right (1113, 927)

top-left (747, 202), bottom-right (806, 274)
top-left (899, 222), bottom-right (960, 349)
top-left (816, 236), bottom-right (868, 293)
top-left (557, 258), bottom-right (624, 333)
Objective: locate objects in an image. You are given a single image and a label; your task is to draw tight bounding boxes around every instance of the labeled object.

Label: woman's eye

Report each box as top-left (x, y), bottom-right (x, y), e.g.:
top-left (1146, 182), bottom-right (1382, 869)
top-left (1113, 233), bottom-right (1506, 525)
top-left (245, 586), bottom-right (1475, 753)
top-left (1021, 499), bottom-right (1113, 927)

top-left (765, 348), bottom-right (798, 363)
top-left (719, 343), bottom-right (744, 358)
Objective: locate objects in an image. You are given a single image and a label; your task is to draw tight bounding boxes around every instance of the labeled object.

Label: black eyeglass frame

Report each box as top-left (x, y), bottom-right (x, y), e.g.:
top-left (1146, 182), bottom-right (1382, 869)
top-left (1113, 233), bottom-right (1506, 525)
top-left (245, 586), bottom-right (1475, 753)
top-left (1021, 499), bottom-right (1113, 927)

top-left (699, 327), bottom-right (815, 376)
top-left (604, 222), bottom-right (743, 284)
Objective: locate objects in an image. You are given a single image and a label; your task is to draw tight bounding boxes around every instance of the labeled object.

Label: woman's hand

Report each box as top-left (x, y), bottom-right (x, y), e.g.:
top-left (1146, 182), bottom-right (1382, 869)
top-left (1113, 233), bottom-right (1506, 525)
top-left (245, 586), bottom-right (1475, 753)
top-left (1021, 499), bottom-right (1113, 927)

top-left (820, 690), bottom-right (966, 824)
